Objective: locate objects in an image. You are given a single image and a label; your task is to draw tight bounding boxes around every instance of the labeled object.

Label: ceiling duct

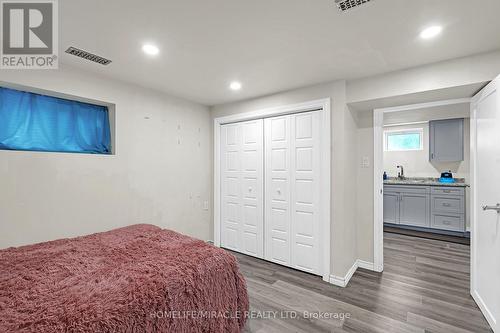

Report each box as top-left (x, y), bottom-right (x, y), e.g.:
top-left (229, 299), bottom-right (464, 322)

top-left (65, 47), bottom-right (112, 65)
top-left (335, 0), bottom-right (373, 12)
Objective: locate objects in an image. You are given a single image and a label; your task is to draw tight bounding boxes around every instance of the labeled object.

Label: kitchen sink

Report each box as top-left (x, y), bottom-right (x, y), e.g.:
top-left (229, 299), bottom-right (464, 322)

top-left (406, 179), bottom-right (427, 183)
top-left (385, 178), bottom-right (431, 184)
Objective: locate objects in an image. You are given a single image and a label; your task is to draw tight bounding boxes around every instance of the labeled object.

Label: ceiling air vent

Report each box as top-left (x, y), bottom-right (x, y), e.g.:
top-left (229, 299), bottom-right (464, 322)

top-left (335, 0), bottom-right (372, 12)
top-left (65, 47), bottom-right (112, 65)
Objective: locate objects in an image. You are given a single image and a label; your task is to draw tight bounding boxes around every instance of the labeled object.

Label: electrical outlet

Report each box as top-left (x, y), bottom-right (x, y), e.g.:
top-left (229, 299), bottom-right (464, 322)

top-left (203, 201), bottom-right (209, 210)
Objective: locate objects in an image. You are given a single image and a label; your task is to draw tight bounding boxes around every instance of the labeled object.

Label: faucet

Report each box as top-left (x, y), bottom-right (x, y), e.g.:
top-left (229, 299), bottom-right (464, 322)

top-left (397, 165), bottom-right (405, 180)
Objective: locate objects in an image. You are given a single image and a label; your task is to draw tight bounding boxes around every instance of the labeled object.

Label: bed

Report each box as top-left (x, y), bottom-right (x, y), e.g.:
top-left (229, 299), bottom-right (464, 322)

top-left (0, 224), bottom-right (249, 332)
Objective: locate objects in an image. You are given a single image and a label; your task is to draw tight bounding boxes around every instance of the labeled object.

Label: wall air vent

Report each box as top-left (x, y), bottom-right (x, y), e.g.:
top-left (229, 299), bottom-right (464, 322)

top-left (65, 47), bottom-right (112, 65)
top-left (335, 0), bottom-right (372, 12)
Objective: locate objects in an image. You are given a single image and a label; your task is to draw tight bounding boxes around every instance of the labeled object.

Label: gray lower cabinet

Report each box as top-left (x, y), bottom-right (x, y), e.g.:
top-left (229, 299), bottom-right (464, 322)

top-left (383, 191), bottom-right (399, 224)
top-left (430, 186), bottom-right (465, 232)
top-left (383, 186), bottom-right (430, 227)
top-left (384, 185), bottom-right (465, 233)
top-left (400, 192), bottom-right (431, 228)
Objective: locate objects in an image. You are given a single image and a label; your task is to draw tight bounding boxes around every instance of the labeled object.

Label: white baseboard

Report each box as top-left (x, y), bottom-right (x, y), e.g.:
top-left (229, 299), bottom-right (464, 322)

top-left (329, 274), bottom-right (348, 287)
top-left (357, 259), bottom-right (374, 271)
top-left (471, 289), bottom-right (497, 332)
top-left (329, 259), bottom-right (376, 287)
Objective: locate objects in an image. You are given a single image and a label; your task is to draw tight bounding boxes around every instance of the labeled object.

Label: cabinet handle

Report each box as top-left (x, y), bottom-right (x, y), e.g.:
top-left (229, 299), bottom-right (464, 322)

top-left (442, 203), bottom-right (451, 207)
top-left (443, 220), bottom-right (451, 225)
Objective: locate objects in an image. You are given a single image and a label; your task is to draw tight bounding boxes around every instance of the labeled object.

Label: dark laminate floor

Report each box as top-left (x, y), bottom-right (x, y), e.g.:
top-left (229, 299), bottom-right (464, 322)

top-left (384, 226), bottom-right (470, 245)
top-left (234, 232), bottom-right (492, 333)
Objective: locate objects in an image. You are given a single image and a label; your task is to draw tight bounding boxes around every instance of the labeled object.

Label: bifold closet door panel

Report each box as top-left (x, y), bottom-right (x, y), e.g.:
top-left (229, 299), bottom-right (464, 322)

top-left (220, 120), bottom-right (264, 258)
top-left (290, 111), bottom-right (321, 274)
top-left (264, 111), bottom-right (322, 275)
top-left (264, 116), bottom-right (292, 266)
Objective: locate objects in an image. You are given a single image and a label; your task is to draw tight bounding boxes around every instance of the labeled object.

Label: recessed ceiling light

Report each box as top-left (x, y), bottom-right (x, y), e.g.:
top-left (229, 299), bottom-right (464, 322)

top-left (420, 26), bottom-right (443, 39)
top-left (142, 44), bottom-right (159, 56)
top-left (229, 81), bottom-right (242, 91)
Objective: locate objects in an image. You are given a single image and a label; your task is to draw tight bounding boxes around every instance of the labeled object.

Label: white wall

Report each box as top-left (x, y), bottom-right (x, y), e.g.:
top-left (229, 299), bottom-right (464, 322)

top-left (0, 64), bottom-right (212, 248)
top-left (210, 80), bottom-right (359, 278)
top-left (383, 121), bottom-right (470, 179)
top-left (355, 111), bottom-right (374, 264)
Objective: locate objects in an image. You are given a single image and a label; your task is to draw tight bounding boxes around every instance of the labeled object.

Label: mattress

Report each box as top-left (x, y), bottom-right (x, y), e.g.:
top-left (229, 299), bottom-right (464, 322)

top-left (0, 224), bottom-right (249, 332)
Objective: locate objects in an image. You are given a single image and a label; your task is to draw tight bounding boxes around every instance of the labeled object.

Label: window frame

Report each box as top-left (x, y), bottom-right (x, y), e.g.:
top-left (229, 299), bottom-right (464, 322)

top-left (383, 128), bottom-right (424, 152)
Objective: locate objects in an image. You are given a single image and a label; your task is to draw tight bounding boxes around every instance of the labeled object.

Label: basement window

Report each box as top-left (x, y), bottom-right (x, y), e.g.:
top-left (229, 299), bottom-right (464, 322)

top-left (0, 86), bottom-right (111, 154)
top-left (384, 129), bottom-right (423, 152)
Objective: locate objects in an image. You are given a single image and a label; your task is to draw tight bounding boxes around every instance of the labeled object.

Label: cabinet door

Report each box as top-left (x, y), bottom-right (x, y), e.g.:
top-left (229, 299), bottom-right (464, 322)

top-left (383, 192), bottom-right (400, 224)
top-left (429, 118), bottom-right (464, 162)
top-left (399, 193), bottom-right (430, 227)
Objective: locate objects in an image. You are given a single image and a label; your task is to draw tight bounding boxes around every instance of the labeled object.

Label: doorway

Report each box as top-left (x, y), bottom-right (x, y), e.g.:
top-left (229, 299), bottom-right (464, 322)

top-left (373, 87), bottom-right (500, 331)
top-left (373, 98), bottom-right (472, 272)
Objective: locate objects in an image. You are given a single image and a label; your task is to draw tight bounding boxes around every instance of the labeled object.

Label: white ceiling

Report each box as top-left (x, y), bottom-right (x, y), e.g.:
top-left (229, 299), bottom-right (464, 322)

top-left (59, 0), bottom-right (500, 106)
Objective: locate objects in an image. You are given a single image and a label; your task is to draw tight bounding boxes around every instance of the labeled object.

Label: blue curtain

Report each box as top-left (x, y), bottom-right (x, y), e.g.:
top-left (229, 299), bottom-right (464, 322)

top-left (0, 87), bottom-right (111, 154)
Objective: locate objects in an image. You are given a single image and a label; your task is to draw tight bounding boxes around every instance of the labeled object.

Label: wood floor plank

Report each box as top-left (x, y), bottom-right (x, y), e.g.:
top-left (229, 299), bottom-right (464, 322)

top-left (406, 312), bottom-right (486, 333)
top-left (232, 232), bottom-right (492, 332)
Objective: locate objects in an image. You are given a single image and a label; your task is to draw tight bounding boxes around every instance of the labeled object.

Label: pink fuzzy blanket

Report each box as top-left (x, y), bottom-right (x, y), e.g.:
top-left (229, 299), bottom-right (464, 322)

top-left (0, 224), bottom-right (248, 332)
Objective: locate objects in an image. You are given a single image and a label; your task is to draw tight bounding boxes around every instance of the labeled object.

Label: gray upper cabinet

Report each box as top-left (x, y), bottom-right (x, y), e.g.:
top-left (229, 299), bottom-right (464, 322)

top-left (429, 118), bottom-right (464, 162)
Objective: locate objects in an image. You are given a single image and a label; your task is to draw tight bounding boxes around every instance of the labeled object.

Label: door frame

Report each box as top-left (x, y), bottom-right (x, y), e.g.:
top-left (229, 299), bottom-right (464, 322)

top-left (373, 98), bottom-right (471, 273)
top-left (213, 98), bottom-right (331, 282)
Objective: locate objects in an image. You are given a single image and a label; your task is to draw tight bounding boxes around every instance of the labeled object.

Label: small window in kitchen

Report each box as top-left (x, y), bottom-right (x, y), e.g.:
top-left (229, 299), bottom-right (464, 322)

top-left (384, 128), bottom-right (423, 152)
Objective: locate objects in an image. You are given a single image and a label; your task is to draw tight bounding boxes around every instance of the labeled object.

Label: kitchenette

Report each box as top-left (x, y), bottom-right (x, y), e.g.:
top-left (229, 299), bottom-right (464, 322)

top-left (383, 116), bottom-right (470, 237)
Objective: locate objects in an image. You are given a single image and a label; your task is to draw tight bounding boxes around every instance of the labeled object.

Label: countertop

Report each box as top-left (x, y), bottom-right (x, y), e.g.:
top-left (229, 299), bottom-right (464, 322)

top-left (384, 177), bottom-right (469, 187)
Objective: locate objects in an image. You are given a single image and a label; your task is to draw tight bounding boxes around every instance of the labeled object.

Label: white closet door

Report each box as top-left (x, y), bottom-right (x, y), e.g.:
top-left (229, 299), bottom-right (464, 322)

top-left (221, 120), bottom-right (264, 258)
top-left (290, 111), bottom-right (321, 274)
top-left (264, 116), bottom-right (291, 266)
top-left (264, 111), bottom-right (322, 275)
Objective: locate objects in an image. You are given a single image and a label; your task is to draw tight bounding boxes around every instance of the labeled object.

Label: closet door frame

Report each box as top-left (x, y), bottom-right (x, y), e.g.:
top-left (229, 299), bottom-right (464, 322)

top-left (214, 98), bottom-right (331, 283)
